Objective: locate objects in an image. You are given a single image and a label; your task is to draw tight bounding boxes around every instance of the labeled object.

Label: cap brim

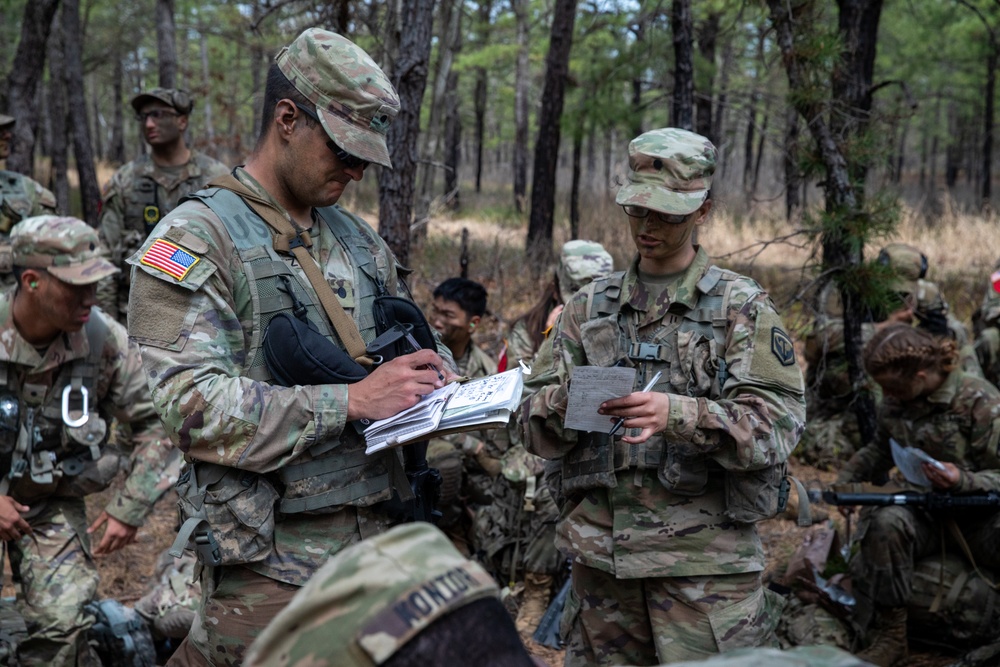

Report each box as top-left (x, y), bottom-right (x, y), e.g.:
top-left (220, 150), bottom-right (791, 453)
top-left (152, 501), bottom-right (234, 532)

top-left (0, 114), bottom-right (14, 129)
top-left (48, 258), bottom-right (120, 285)
top-left (616, 182), bottom-right (707, 216)
top-left (318, 109), bottom-right (392, 169)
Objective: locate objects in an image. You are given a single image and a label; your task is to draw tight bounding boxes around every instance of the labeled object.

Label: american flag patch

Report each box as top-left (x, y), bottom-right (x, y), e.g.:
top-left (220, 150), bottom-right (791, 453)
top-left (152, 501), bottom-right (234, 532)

top-left (140, 239), bottom-right (200, 281)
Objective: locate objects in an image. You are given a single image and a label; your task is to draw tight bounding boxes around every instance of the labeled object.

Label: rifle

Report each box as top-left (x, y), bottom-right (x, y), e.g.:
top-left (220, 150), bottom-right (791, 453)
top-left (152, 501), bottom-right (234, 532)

top-left (822, 490), bottom-right (1000, 510)
top-left (532, 576), bottom-right (571, 649)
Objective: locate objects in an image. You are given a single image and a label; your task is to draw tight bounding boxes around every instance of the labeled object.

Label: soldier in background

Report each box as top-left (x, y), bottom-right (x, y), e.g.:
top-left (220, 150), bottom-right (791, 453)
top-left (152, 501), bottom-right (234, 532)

top-left (974, 260), bottom-right (1000, 386)
top-left (521, 128), bottom-right (805, 665)
top-left (427, 277), bottom-right (506, 551)
top-left (0, 114), bottom-right (57, 237)
top-left (97, 88), bottom-right (228, 321)
top-left (0, 216), bottom-right (175, 667)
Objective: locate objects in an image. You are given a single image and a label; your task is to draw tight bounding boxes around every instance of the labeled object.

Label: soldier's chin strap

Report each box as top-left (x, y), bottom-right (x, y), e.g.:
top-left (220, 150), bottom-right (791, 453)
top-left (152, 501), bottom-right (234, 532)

top-left (207, 174), bottom-right (374, 367)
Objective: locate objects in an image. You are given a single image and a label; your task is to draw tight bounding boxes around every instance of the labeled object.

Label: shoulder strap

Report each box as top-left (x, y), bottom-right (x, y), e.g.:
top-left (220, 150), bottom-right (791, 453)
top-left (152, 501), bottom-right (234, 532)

top-left (207, 174), bottom-right (372, 365)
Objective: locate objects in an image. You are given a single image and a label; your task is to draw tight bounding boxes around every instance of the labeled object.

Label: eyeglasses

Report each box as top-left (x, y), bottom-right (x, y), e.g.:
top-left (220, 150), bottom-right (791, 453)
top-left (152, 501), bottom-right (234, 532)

top-left (135, 109), bottom-right (180, 123)
top-left (621, 205), bottom-right (691, 225)
top-left (293, 103), bottom-right (370, 171)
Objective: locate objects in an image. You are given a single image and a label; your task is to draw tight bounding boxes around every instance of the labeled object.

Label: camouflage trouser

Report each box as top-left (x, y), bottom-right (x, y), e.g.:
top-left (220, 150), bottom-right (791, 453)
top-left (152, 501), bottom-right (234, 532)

top-left (563, 562), bottom-right (782, 666)
top-left (4, 498), bottom-right (101, 667)
top-left (164, 565), bottom-right (299, 667)
top-left (474, 473), bottom-right (562, 584)
top-left (851, 505), bottom-right (1000, 609)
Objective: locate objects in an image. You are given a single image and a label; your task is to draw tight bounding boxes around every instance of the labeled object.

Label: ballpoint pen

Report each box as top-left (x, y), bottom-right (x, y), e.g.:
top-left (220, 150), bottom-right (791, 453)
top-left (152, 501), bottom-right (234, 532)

top-left (608, 370), bottom-right (663, 437)
top-left (404, 331), bottom-right (445, 382)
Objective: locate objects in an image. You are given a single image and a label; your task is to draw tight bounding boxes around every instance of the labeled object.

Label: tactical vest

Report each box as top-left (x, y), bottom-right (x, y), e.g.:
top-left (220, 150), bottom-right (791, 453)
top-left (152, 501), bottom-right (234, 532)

top-left (0, 316), bottom-right (117, 504)
top-left (182, 187), bottom-right (404, 515)
top-left (561, 266), bottom-right (790, 523)
top-left (0, 171), bottom-right (36, 235)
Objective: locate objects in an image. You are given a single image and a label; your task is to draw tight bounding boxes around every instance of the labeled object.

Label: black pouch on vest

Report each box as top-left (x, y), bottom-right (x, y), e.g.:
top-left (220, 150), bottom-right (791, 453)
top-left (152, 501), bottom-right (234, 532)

top-left (263, 312), bottom-right (368, 386)
top-left (373, 295), bottom-right (436, 355)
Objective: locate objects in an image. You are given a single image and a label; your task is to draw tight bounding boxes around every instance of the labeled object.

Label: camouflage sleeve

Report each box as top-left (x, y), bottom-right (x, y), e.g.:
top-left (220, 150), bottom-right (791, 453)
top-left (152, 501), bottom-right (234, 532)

top-left (97, 175), bottom-right (127, 317)
top-left (664, 291), bottom-right (806, 471)
top-left (506, 320), bottom-right (538, 366)
top-left (127, 209), bottom-right (354, 474)
top-left (520, 292), bottom-right (588, 459)
top-left (954, 386), bottom-right (1000, 493)
top-left (95, 316), bottom-right (175, 527)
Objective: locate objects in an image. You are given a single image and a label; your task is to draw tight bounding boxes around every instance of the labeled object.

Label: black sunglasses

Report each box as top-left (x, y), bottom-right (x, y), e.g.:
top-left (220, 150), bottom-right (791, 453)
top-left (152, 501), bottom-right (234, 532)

top-left (293, 103), bottom-right (370, 171)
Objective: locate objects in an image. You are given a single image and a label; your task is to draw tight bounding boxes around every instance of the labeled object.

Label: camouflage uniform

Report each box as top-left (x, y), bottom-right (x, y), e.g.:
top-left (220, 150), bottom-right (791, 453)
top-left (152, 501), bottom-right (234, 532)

top-left (0, 113), bottom-right (57, 239)
top-left (126, 30), bottom-right (450, 666)
top-left (522, 128), bottom-right (805, 665)
top-left (244, 522), bottom-right (501, 667)
top-left (0, 172), bottom-right (57, 238)
top-left (0, 216), bottom-right (174, 667)
top-left (837, 368), bottom-right (1000, 613)
top-left (974, 261), bottom-right (1000, 385)
top-left (427, 341), bottom-right (506, 543)
top-left (98, 147), bottom-right (228, 321)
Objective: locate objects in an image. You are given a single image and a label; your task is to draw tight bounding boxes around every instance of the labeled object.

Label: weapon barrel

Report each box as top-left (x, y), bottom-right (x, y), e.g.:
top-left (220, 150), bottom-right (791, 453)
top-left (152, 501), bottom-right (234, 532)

top-left (822, 491), bottom-right (923, 506)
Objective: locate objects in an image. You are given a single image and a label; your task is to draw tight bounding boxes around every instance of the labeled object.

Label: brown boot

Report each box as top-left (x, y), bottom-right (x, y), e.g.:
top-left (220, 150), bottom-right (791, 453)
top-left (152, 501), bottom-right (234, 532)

top-left (515, 572), bottom-right (553, 638)
top-left (858, 606), bottom-right (908, 667)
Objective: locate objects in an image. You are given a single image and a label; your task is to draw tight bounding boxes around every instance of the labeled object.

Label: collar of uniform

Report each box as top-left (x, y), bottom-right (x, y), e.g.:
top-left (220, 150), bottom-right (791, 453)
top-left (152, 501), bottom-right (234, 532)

top-left (925, 367), bottom-right (964, 405)
top-left (0, 290), bottom-right (90, 370)
top-left (622, 246), bottom-right (710, 316)
top-left (232, 166), bottom-right (298, 224)
top-left (136, 152), bottom-right (198, 189)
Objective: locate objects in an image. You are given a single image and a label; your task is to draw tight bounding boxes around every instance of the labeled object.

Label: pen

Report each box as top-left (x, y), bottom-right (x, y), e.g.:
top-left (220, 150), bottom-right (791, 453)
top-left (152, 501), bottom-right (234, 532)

top-left (608, 370), bottom-right (663, 436)
top-left (404, 331), bottom-right (445, 382)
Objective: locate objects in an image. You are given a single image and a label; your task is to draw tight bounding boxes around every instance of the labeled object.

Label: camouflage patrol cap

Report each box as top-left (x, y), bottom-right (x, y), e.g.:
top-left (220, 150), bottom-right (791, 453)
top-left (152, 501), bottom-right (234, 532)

top-left (11, 216), bottom-right (118, 285)
top-left (556, 240), bottom-right (614, 303)
top-left (245, 523), bottom-right (499, 667)
top-left (276, 28), bottom-right (400, 169)
top-left (616, 127), bottom-right (717, 215)
top-left (130, 88), bottom-right (194, 115)
top-left (0, 114), bottom-right (14, 130)
top-left (878, 243), bottom-right (928, 296)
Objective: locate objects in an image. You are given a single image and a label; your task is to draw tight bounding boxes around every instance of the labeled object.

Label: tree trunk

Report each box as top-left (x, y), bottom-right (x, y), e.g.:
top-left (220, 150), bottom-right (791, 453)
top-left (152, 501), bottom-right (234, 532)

top-left (473, 0), bottom-right (491, 193)
top-left (784, 105), bottom-right (801, 221)
top-left (743, 91), bottom-right (757, 189)
top-left (512, 0), bottom-right (530, 213)
top-left (752, 98), bottom-right (770, 195)
top-left (767, 0), bottom-right (883, 444)
top-left (443, 65), bottom-right (461, 210)
top-left (378, 0), bottom-right (437, 267)
top-left (62, 0), bottom-right (100, 224)
top-left (570, 122), bottom-right (583, 240)
top-left (417, 0), bottom-right (461, 226)
top-left (47, 10), bottom-right (71, 213)
top-left (630, 15), bottom-right (647, 138)
top-left (109, 49), bottom-right (125, 164)
top-left (695, 11), bottom-right (720, 141)
top-left (5, 0), bottom-right (61, 177)
top-left (982, 46), bottom-right (996, 208)
top-left (671, 0), bottom-right (694, 130)
top-left (156, 0), bottom-right (178, 88)
top-left (525, 0), bottom-right (579, 263)
top-left (199, 21), bottom-right (216, 146)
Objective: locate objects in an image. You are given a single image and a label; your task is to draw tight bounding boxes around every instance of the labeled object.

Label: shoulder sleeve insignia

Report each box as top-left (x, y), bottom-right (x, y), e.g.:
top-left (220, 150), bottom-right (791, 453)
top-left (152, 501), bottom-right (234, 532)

top-left (140, 238), bottom-right (200, 281)
top-left (771, 327), bottom-right (796, 366)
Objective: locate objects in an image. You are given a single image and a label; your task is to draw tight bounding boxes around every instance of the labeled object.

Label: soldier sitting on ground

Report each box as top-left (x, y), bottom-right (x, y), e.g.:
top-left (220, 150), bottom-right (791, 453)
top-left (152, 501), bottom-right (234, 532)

top-left (97, 88), bottom-right (228, 322)
top-left (0, 113), bottom-right (57, 238)
top-left (0, 216), bottom-right (175, 667)
top-left (836, 324), bottom-right (1000, 667)
top-left (427, 277), bottom-right (508, 551)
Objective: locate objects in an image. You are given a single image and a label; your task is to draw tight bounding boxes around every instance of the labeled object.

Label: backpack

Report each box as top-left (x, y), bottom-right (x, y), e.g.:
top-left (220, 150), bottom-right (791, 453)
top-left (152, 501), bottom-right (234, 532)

top-left (86, 599), bottom-right (157, 667)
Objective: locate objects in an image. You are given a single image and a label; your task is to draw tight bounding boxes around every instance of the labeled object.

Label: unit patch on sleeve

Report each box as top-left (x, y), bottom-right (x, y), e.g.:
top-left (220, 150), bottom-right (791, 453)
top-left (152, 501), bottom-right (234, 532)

top-left (140, 238), bottom-right (201, 281)
top-left (770, 326), bottom-right (796, 366)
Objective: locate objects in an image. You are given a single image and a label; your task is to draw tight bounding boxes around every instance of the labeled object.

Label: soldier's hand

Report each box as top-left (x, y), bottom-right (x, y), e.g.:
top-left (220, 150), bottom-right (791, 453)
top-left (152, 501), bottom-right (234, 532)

top-left (923, 461), bottom-right (961, 490)
top-left (0, 495), bottom-right (32, 541)
top-left (88, 511), bottom-right (138, 556)
top-left (599, 391), bottom-right (671, 444)
top-left (347, 349), bottom-right (447, 422)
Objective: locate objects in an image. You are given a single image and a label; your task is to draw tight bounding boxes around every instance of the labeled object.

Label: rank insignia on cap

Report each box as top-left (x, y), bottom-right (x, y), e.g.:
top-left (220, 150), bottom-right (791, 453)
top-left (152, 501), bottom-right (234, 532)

top-left (141, 238), bottom-right (200, 281)
top-left (771, 327), bottom-right (796, 366)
